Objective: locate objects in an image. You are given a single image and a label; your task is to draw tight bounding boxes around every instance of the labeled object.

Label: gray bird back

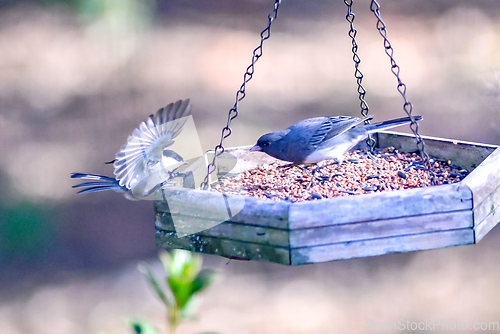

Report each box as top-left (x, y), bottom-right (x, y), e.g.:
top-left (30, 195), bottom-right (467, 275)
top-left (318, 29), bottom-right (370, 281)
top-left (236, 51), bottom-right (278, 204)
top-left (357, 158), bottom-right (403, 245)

top-left (309, 116), bottom-right (372, 148)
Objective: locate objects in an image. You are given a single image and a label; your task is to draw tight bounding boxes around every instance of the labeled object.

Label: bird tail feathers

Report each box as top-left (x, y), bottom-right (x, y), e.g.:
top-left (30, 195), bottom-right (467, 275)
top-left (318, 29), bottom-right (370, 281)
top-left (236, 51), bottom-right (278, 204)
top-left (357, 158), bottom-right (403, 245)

top-left (71, 173), bottom-right (127, 194)
top-left (364, 116), bottom-right (422, 134)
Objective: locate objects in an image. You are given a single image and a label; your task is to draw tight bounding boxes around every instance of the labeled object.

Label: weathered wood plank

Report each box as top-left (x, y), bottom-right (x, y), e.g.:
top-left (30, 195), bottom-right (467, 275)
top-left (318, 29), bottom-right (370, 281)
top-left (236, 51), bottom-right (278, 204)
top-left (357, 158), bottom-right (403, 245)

top-left (475, 205), bottom-right (500, 242)
top-left (228, 197), bottom-right (290, 228)
top-left (378, 131), bottom-right (498, 170)
top-left (155, 189), bottom-right (245, 235)
top-left (473, 181), bottom-right (500, 242)
top-left (155, 212), bottom-right (290, 247)
top-left (290, 210), bottom-right (472, 248)
top-left (289, 183), bottom-right (472, 229)
top-left (155, 189), bottom-right (290, 229)
top-left (156, 207), bottom-right (475, 249)
top-left (461, 148), bottom-right (500, 207)
top-left (156, 230), bottom-right (290, 265)
top-left (291, 229), bottom-right (474, 265)
top-left (472, 184), bottom-right (500, 227)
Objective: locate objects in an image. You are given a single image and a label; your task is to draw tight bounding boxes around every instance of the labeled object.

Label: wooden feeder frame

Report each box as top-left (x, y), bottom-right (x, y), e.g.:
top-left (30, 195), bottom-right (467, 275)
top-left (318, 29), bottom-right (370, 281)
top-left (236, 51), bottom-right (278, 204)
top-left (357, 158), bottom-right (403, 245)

top-left (155, 131), bottom-right (500, 265)
top-left (155, 1), bottom-right (500, 265)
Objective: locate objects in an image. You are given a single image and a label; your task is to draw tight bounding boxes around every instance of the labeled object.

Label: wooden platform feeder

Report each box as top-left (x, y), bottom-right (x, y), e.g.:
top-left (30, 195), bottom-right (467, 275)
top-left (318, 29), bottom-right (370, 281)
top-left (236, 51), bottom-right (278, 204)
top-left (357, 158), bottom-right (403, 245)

top-left (155, 1), bottom-right (500, 264)
top-left (155, 131), bottom-right (500, 265)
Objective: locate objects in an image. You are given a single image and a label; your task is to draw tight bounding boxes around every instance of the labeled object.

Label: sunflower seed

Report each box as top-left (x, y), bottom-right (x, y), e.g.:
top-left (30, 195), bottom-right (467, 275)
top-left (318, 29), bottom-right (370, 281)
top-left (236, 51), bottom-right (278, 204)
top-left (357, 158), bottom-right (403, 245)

top-left (343, 190), bottom-right (358, 195)
top-left (311, 193), bottom-right (322, 200)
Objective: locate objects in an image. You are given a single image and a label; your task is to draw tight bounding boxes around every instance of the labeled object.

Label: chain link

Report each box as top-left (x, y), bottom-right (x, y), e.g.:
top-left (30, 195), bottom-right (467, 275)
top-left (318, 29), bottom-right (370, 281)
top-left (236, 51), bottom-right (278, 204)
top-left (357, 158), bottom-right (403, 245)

top-left (369, 0), bottom-right (435, 185)
top-left (344, 0), bottom-right (376, 150)
top-left (200, 0), bottom-right (282, 190)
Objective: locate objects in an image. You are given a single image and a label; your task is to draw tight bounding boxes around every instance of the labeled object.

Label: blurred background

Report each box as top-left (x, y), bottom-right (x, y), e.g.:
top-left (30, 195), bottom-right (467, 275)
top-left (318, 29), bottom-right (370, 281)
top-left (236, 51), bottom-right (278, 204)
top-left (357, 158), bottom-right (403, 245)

top-left (1, 0), bottom-right (500, 333)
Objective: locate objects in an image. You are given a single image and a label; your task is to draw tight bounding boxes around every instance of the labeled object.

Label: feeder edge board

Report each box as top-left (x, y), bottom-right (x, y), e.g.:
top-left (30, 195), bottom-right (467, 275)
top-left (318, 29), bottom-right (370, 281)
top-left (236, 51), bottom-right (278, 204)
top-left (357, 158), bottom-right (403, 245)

top-left (156, 209), bottom-right (472, 248)
top-left (288, 210), bottom-right (472, 248)
top-left (156, 225), bottom-right (474, 265)
top-left (156, 230), bottom-right (291, 265)
top-left (460, 148), bottom-right (500, 241)
top-left (155, 211), bottom-right (291, 247)
top-left (157, 181), bottom-right (472, 230)
top-left (290, 229), bottom-right (474, 265)
top-left (155, 192), bottom-right (290, 229)
top-left (288, 182), bottom-right (471, 229)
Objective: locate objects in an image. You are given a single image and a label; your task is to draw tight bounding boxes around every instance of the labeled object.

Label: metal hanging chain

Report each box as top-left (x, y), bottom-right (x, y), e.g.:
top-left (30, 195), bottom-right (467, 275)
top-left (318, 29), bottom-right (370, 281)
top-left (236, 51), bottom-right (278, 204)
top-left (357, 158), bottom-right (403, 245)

top-left (369, 0), bottom-right (435, 185)
top-left (200, 0), bottom-right (282, 190)
top-left (344, 0), bottom-right (375, 151)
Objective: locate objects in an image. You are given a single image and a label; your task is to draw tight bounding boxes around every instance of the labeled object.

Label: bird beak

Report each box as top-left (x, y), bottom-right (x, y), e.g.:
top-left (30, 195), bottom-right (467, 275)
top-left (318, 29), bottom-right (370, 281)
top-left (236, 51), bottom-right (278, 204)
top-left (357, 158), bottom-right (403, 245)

top-left (249, 145), bottom-right (262, 152)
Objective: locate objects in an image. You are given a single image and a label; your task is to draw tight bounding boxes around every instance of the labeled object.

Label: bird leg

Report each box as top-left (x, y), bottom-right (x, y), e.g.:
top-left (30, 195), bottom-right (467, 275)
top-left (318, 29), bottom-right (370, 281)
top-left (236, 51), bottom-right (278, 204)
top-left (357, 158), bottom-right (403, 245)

top-left (277, 163), bottom-right (302, 170)
top-left (278, 163), bottom-right (317, 177)
top-left (277, 162), bottom-right (330, 184)
top-left (312, 159), bottom-right (343, 180)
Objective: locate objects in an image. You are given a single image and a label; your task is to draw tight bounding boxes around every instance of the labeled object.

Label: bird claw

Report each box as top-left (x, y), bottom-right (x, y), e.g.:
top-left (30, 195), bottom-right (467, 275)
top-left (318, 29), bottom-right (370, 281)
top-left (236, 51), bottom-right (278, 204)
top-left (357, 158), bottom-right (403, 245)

top-left (312, 162), bottom-right (334, 176)
top-left (277, 163), bottom-right (300, 170)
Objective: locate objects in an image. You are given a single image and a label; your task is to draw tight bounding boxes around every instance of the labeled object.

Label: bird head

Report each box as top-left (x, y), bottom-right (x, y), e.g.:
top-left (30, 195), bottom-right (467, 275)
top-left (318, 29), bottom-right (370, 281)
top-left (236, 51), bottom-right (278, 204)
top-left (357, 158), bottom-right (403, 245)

top-left (249, 131), bottom-right (288, 154)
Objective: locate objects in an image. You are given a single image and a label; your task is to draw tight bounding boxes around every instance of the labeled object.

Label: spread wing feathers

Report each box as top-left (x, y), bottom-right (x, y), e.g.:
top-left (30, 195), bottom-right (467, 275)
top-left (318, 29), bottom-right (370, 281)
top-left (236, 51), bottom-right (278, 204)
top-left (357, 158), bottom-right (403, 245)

top-left (113, 99), bottom-right (192, 189)
top-left (71, 173), bottom-right (127, 194)
top-left (309, 116), bottom-right (372, 148)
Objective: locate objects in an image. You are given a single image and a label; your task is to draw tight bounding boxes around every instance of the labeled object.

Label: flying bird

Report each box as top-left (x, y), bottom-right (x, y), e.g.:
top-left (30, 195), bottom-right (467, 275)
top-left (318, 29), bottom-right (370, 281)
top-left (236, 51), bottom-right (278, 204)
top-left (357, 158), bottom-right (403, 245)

top-left (72, 99), bottom-right (192, 200)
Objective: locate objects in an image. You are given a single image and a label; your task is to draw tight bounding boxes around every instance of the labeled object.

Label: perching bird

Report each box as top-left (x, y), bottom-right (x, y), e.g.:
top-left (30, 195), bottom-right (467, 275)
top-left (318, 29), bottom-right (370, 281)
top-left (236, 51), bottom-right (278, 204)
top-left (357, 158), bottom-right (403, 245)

top-left (250, 115), bottom-right (422, 164)
top-left (72, 99), bottom-right (192, 200)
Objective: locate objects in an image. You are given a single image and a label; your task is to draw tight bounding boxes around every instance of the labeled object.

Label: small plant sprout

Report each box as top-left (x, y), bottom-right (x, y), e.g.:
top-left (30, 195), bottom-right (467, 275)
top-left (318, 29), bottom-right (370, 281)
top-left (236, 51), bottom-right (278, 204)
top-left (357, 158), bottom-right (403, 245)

top-left (133, 250), bottom-right (216, 334)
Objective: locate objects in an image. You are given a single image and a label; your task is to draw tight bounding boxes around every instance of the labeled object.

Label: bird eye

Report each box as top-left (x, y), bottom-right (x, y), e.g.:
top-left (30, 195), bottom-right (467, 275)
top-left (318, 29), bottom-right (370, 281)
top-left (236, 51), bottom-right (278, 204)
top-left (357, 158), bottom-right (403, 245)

top-left (263, 141), bottom-right (270, 147)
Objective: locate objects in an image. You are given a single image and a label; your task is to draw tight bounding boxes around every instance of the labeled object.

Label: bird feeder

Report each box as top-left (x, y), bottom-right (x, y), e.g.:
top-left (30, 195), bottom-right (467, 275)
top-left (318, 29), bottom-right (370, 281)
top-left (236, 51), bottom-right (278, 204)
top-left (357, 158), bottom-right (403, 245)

top-left (155, 132), bottom-right (500, 265)
top-left (155, 1), bottom-right (500, 264)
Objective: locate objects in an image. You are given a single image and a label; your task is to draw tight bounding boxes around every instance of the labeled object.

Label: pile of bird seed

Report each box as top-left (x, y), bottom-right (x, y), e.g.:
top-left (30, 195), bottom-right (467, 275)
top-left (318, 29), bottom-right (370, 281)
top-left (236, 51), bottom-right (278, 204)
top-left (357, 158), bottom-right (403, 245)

top-left (211, 147), bottom-right (469, 202)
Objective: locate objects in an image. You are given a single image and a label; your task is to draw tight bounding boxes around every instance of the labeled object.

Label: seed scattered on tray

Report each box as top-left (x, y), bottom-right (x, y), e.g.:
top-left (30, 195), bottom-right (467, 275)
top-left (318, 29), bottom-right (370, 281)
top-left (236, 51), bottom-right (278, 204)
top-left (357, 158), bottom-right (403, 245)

top-left (211, 147), bottom-right (469, 202)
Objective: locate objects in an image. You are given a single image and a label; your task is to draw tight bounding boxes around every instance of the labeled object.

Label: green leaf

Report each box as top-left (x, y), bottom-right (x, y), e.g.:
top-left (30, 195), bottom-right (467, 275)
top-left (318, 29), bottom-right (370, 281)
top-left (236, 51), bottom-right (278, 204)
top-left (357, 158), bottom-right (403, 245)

top-left (168, 276), bottom-right (193, 309)
top-left (191, 269), bottom-right (215, 295)
top-left (138, 263), bottom-right (172, 308)
top-left (129, 318), bottom-right (159, 334)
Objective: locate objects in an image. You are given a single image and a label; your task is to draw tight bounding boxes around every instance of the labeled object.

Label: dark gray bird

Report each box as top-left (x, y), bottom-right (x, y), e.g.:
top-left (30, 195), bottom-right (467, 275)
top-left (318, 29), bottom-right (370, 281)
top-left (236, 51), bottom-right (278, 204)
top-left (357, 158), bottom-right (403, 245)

top-left (250, 115), bottom-right (422, 164)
